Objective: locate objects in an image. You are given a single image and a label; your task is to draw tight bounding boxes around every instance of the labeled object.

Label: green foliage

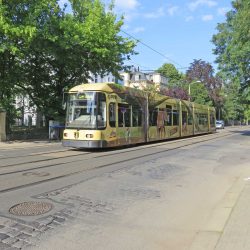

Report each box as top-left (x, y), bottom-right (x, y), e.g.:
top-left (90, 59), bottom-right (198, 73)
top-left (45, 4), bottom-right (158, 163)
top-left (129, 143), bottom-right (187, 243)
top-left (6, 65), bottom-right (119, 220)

top-left (0, 0), bottom-right (136, 126)
top-left (189, 83), bottom-right (211, 106)
top-left (212, 0), bottom-right (250, 98)
top-left (244, 107), bottom-right (250, 124)
top-left (223, 81), bottom-right (240, 121)
top-left (185, 59), bottom-right (222, 108)
top-left (156, 63), bottom-right (183, 84)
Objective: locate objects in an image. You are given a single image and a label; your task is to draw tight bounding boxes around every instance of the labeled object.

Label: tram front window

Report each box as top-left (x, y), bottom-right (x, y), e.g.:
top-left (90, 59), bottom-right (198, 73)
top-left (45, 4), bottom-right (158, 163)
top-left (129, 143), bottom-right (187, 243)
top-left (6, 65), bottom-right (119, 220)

top-left (66, 92), bottom-right (106, 129)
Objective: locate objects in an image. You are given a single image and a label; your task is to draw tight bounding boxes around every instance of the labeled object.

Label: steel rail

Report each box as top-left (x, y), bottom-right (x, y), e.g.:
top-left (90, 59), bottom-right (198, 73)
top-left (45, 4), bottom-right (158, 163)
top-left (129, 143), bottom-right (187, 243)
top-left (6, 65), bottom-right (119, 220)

top-left (0, 131), bottom-right (232, 194)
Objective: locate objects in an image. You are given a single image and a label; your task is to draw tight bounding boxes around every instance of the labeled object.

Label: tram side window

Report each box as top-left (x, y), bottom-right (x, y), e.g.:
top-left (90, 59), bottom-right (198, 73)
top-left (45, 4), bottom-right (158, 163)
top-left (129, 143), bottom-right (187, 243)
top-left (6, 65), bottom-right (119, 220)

top-left (173, 110), bottom-right (179, 125)
top-left (197, 113), bottom-right (201, 125)
top-left (97, 93), bottom-right (106, 129)
top-left (166, 105), bottom-right (172, 126)
top-left (132, 106), bottom-right (142, 127)
top-left (149, 109), bottom-right (158, 126)
top-left (197, 113), bottom-right (206, 125)
top-left (198, 113), bottom-right (207, 125)
top-left (109, 103), bottom-right (116, 127)
top-left (210, 113), bottom-right (215, 127)
top-left (188, 112), bottom-right (193, 125)
top-left (118, 104), bottom-right (131, 127)
top-left (182, 111), bottom-right (187, 125)
top-left (195, 113), bottom-right (200, 124)
top-left (204, 114), bottom-right (208, 125)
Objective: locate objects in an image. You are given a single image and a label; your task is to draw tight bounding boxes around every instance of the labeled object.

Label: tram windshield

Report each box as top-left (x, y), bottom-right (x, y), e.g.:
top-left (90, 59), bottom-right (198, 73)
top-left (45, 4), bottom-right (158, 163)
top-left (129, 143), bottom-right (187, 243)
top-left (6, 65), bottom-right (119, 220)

top-left (65, 92), bottom-right (106, 129)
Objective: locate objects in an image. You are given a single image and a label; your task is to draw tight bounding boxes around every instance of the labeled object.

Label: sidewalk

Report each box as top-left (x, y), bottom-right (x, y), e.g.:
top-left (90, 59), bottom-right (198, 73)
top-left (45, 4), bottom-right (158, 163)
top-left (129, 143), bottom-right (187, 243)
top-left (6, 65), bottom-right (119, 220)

top-left (0, 140), bottom-right (61, 149)
top-left (190, 171), bottom-right (250, 250)
top-left (215, 180), bottom-right (250, 250)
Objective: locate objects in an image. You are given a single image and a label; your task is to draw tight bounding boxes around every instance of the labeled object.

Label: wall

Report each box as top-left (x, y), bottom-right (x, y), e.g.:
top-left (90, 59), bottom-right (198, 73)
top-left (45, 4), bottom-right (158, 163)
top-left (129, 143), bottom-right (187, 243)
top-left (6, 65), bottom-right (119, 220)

top-left (0, 111), bottom-right (6, 141)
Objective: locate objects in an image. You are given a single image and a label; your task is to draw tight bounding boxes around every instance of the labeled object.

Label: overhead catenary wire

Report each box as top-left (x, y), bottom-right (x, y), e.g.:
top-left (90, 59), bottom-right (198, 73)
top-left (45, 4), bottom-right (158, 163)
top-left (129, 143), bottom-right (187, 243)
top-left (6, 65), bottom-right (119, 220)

top-left (120, 29), bottom-right (185, 69)
top-left (91, 8), bottom-right (187, 71)
top-left (90, 11), bottom-right (186, 69)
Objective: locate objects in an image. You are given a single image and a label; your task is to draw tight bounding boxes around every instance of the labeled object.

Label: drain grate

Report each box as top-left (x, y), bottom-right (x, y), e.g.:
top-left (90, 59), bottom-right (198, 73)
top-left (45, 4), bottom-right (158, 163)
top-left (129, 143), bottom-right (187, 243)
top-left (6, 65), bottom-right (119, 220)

top-left (9, 201), bottom-right (53, 216)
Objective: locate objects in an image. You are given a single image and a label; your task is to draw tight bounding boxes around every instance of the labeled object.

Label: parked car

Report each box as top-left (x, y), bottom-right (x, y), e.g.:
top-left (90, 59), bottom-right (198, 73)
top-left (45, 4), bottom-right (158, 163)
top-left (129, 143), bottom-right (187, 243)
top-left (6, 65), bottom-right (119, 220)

top-left (216, 120), bottom-right (224, 129)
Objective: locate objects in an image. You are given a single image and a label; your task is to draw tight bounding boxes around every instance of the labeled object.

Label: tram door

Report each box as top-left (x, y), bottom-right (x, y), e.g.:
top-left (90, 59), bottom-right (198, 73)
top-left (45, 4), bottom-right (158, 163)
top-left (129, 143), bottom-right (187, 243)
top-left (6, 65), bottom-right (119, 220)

top-left (108, 102), bottom-right (117, 146)
top-left (117, 104), bottom-right (131, 145)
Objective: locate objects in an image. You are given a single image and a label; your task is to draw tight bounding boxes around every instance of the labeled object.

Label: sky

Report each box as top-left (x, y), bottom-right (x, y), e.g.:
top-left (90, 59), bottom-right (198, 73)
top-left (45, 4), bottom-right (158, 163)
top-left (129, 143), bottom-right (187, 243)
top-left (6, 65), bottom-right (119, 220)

top-left (59, 0), bottom-right (232, 73)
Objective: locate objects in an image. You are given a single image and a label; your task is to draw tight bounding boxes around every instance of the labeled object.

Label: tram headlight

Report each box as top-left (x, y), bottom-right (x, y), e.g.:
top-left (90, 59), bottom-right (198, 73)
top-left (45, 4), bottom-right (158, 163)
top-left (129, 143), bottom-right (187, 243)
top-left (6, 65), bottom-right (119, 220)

top-left (86, 134), bottom-right (93, 138)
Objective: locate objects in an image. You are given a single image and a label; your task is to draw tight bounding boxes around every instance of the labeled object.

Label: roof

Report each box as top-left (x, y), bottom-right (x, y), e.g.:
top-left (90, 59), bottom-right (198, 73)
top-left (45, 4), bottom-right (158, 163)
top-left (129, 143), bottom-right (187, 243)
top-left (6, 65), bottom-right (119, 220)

top-left (68, 82), bottom-right (215, 111)
top-left (69, 83), bottom-right (117, 93)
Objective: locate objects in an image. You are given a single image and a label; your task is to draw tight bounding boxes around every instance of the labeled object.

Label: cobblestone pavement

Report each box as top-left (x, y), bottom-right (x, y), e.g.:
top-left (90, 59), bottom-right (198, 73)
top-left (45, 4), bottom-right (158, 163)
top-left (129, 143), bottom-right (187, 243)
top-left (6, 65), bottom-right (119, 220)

top-left (0, 207), bottom-right (75, 249)
top-left (0, 158), bottom-right (184, 250)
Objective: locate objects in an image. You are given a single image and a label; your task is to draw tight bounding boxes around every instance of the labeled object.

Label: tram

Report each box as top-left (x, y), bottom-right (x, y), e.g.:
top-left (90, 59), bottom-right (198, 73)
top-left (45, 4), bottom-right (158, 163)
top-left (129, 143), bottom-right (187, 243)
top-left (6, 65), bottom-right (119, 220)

top-left (62, 83), bottom-right (216, 148)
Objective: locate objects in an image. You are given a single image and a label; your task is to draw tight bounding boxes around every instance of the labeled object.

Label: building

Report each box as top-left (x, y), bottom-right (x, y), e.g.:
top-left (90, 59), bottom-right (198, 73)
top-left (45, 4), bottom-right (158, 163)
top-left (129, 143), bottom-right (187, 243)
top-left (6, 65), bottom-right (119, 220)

top-left (120, 71), bottom-right (168, 90)
top-left (88, 70), bottom-right (168, 90)
top-left (15, 94), bottom-right (38, 126)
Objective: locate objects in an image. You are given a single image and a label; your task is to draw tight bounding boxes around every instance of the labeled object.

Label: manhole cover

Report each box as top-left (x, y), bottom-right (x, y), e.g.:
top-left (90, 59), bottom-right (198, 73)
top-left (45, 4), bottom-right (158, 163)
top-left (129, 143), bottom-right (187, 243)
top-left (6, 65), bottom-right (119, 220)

top-left (9, 201), bottom-right (53, 216)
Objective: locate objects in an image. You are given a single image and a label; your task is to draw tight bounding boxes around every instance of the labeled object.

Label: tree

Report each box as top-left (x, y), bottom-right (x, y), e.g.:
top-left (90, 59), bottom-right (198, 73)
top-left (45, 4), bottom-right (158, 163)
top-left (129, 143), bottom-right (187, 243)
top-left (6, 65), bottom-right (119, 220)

top-left (156, 63), bottom-right (183, 85)
top-left (212, 0), bottom-right (250, 102)
top-left (188, 82), bottom-right (211, 105)
top-left (223, 80), bottom-right (241, 123)
top-left (0, 0), bottom-right (136, 126)
top-left (185, 59), bottom-right (222, 110)
top-left (160, 87), bottom-right (188, 100)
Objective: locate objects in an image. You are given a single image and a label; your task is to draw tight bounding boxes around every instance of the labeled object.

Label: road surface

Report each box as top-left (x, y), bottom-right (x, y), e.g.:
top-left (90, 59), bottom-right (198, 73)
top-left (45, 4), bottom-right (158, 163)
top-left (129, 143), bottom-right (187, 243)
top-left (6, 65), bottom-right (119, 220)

top-left (0, 126), bottom-right (249, 250)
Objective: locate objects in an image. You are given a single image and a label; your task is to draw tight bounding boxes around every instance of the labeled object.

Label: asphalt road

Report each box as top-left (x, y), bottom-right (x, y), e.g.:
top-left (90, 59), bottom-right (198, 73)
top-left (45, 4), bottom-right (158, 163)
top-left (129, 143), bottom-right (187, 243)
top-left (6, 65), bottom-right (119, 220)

top-left (0, 126), bottom-right (249, 250)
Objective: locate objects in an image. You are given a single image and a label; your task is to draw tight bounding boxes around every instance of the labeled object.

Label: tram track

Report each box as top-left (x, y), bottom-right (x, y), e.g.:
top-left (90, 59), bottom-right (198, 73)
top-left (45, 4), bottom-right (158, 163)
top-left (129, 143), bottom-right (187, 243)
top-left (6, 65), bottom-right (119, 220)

top-left (0, 148), bottom-right (72, 160)
top-left (0, 131), bottom-right (233, 194)
top-left (0, 131), bottom-right (229, 170)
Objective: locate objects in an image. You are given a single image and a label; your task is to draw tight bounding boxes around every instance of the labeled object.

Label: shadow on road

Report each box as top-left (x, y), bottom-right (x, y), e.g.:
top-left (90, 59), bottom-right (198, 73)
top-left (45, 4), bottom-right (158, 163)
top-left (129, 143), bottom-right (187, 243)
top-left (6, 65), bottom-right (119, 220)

top-left (230, 129), bottom-right (250, 136)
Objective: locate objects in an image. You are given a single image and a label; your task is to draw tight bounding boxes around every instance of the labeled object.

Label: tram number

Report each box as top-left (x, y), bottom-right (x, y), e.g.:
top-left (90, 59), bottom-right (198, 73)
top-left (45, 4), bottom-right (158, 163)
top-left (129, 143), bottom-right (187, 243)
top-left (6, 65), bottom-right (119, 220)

top-left (23, 172), bottom-right (50, 177)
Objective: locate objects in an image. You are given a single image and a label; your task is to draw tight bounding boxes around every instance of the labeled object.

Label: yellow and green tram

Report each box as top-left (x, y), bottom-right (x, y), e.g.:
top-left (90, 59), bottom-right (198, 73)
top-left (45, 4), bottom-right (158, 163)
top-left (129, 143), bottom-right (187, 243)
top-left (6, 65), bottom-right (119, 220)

top-left (62, 83), bottom-right (216, 148)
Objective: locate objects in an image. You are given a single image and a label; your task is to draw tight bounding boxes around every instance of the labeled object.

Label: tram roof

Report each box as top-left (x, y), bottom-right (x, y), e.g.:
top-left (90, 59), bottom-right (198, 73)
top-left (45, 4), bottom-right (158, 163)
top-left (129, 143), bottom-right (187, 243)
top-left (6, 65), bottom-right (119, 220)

top-left (68, 82), bottom-right (215, 111)
top-left (69, 83), bottom-right (119, 93)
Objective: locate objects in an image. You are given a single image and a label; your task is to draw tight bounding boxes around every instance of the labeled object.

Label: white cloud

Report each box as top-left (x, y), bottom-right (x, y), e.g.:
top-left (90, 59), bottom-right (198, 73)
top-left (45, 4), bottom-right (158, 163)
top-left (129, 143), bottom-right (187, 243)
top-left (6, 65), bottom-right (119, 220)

top-left (188, 0), bottom-right (217, 11)
top-left (144, 7), bottom-right (165, 19)
top-left (217, 7), bottom-right (230, 16)
top-left (202, 14), bottom-right (214, 21)
top-left (131, 27), bottom-right (145, 33)
top-left (115, 0), bottom-right (139, 10)
top-left (167, 6), bottom-right (179, 16)
top-left (185, 16), bottom-right (194, 22)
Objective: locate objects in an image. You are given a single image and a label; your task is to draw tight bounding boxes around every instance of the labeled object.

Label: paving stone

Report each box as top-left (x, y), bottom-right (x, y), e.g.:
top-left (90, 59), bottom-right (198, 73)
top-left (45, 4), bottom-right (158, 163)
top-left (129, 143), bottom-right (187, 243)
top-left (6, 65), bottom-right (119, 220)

top-left (29, 230), bottom-right (41, 237)
top-left (12, 239), bottom-right (28, 249)
top-left (10, 223), bottom-right (26, 232)
top-left (0, 227), bottom-right (12, 234)
top-left (27, 222), bottom-right (41, 230)
top-left (47, 221), bottom-right (60, 228)
top-left (0, 218), bottom-right (13, 227)
top-left (6, 229), bottom-right (20, 238)
top-left (59, 212), bottom-right (74, 220)
top-left (36, 225), bottom-right (48, 232)
top-left (17, 233), bottom-right (31, 241)
top-left (37, 216), bottom-right (54, 225)
top-left (0, 242), bottom-right (11, 249)
top-left (0, 233), bottom-right (9, 241)
top-left (21, 226), bottom-right (35, 235)
top-left (2, 236), bottom-right (18, 245)
top-left (53, 217), bottom-right (65, 224)
top-left (5, 247), bottom-right (21, 250)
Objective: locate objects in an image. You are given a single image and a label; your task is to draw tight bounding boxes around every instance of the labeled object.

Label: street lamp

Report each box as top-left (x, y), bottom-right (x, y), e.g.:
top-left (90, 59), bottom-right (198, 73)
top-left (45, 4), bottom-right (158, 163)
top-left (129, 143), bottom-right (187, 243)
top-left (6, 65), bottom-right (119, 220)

top-left (188, 80), bottom-right (201, 102)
